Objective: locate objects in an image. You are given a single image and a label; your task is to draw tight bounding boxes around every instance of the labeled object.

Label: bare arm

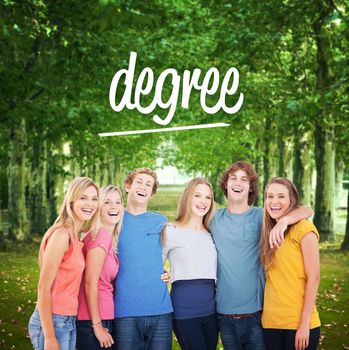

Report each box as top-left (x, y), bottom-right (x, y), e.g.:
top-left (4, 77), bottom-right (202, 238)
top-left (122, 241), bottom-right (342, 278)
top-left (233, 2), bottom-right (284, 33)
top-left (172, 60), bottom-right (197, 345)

top-left (37, 230), bottom-right (69, 350)
top-left (161, 227), bottom-right (171, 283)
top-left (295, 232), bottom-right (320, 350)
top-left (269, 207), bottom-right (314, 248)
top-left (85, 247), bottom-right (114, 348)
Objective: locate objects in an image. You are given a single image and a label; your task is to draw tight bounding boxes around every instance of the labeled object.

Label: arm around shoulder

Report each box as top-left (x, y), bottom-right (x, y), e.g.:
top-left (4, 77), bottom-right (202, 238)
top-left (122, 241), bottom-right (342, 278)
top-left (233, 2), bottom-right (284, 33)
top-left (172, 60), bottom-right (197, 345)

top-left (282, 206), bottom-right (314, 226)
top-left (269, 207), bottom-right (314, 249)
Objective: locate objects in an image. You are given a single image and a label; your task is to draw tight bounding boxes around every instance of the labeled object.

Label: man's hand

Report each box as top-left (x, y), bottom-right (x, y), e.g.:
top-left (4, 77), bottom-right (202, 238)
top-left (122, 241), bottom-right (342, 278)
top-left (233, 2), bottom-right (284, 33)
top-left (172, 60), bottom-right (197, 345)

top-left (269, 217), bottom-right (288, 248)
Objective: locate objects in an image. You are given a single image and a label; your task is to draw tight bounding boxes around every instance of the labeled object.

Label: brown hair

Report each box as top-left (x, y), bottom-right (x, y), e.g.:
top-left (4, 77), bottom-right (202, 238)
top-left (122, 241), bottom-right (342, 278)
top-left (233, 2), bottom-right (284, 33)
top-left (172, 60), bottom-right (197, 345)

top-left (124, 167), bottom-right (159, 195)
top-left (175, 177), bottom-right (215, 231)
top-left (260, 177), bottom-right (300, 270)
top-left (220, 161), bottom-right (258, 205)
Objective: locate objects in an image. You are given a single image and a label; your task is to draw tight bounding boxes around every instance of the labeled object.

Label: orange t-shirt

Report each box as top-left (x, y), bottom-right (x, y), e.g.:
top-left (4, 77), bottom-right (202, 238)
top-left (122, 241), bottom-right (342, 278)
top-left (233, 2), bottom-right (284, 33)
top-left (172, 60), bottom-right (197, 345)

top-left (40, 228), bottom-right (85, 315)
top-left (262, 220), bottom-right (321, 330)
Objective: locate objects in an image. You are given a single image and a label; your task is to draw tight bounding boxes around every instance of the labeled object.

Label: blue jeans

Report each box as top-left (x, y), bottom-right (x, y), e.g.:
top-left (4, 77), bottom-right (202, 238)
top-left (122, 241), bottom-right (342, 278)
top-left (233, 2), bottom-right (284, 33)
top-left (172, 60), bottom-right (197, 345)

top-left (28, 309), bottom-right (76, 350)
top-left (76, 319), bottom-right (113, 349)
top-left (218, 312), bottom-right (266, 350)
top-left (173, 314), bottom-right (218, 350)
top-left (113, 313), bottom-right (173, 350)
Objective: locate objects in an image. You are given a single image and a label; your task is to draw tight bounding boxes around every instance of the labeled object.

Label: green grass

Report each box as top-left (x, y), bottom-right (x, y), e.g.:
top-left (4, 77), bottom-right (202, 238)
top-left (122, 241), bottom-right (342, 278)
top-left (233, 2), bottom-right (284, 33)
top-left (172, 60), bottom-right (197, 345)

top-left (0, 187), bottom-right (348, 349)
top-left (0, 242), bottom-right (348, 349)
top-left (148, 185), bottom-right (183, 221)
top-left (0, 242), bottom-right (40, 349)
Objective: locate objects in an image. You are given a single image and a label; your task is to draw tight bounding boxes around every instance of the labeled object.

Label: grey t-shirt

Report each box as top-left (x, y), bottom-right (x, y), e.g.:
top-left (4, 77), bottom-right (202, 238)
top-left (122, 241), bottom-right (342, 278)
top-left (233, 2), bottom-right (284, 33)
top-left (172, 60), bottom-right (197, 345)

top-left (162, 225), bottom-right (217, 284)
top-left (210, 207), bottom-right (265, 314)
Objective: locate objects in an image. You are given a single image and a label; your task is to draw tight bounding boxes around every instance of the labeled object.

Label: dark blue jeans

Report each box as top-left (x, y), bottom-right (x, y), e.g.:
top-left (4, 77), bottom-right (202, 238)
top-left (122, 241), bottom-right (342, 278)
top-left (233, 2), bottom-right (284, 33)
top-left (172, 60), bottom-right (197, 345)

top-left (76, 319), bottom-right (113, 350)
top-left (218, 312), bottom-right (266, 350)
top-left (263, 327), bottom-right (320, 350)
top-left (113, 313), bottom-right (173, 350)
top-left (173, 314), bottom-right (218, 350)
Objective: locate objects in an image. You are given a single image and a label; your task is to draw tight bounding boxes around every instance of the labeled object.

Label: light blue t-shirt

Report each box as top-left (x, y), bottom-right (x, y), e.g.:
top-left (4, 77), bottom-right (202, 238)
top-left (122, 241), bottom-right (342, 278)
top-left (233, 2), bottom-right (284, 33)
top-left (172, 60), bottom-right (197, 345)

top-left (210, 207), bottom-right (265, 314)
top-left (114, 211), bottom-right (173, 317)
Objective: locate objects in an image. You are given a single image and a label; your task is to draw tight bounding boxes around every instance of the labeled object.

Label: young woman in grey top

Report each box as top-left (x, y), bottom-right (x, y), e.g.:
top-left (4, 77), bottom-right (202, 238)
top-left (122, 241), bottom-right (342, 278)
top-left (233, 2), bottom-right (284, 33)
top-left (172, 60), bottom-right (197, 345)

top-left (162, 178), bottom-right (218, 350)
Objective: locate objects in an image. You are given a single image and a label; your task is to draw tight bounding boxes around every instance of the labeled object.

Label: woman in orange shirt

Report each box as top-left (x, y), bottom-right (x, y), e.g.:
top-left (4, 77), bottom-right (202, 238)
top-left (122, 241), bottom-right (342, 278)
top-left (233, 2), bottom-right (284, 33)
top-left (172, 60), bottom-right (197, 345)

top-left (28, 177), bottom-right (99, 350)
top-left (260, 177), bottom-right (320, 350)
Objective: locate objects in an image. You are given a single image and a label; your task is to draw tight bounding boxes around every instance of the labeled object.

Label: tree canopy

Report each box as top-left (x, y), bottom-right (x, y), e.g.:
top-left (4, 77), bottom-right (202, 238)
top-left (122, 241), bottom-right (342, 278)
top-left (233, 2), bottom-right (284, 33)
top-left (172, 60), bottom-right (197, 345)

top-left (1, 0), bottom-right (348, 245)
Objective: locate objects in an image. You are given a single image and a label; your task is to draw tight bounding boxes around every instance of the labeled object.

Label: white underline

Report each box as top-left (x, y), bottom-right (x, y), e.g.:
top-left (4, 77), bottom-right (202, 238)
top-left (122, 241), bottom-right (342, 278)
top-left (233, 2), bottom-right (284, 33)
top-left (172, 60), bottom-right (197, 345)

top-left (98, 122), bottom-right (230, 137)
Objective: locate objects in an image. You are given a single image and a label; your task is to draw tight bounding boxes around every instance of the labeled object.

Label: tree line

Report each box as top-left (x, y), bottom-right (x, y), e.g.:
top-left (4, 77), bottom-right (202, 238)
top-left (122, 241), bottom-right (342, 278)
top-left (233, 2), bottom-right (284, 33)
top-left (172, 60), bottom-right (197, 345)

top-left (0, 0), bottom-right (348, 248)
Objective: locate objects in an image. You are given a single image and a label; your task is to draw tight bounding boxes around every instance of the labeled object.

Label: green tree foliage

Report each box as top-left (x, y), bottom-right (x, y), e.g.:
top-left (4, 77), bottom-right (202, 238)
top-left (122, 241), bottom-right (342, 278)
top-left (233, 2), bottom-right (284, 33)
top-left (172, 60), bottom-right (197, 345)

top-left (0, 0), bottom-right (348, 244)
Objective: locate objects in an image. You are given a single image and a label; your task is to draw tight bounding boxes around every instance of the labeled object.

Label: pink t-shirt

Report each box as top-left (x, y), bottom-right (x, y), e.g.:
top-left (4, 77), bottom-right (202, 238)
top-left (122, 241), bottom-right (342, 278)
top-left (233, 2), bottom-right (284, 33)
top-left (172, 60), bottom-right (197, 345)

top-left (78, 228), bottom-right (119, 320)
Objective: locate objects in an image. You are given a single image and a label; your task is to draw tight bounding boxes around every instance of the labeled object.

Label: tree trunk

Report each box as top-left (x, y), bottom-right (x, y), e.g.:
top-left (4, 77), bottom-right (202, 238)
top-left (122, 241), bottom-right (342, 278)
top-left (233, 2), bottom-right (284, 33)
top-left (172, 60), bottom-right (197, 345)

top-left (100, 154), bottom-right (109, 187)
top-left (0, 184), bottom-right (4, 249)
top-left (7, 117), bottom-right (29, 241)
top-left (263, 116), bottom-right (271, 191)
top-left (278, 135), bottom-right (285, 177)
top-left (209, 170), bottom-right (224, 205)
top-left (335, 156), bottom-right (344, 209)
top-left (313, 125), bottom-right (335, 241)
top-left (108, 156), bottom-right (115, 185)
top-left (254, 138), bottom-right (263, 207)
top-left (47, 142), bottom-right (64, 226)
top-left (285, 139), bottom-right (293, 180)
top-left (293, 131), bottom-right (312, 206)
top-left (341, 188), bottom-right (349, 250)
top-left (312, 2), bottom-right (336, 241)
top-left (30, 137), bottom-right (47, 235)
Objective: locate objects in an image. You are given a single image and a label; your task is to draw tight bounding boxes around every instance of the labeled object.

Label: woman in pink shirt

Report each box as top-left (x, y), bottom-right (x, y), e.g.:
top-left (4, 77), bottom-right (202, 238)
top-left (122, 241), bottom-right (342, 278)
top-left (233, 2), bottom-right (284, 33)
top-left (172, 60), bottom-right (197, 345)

top-left (28, 177), bottom-right (99, 350)
top-left (76, 185), bottom-right (123, 349)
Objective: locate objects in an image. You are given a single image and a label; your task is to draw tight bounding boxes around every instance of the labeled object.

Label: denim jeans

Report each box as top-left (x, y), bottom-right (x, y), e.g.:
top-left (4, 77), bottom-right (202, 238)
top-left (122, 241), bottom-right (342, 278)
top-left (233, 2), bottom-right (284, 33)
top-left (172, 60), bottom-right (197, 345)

top-left (76, 319), bottom-right (113, 350)
top-left (218, 312), bottom-right (266, 350)
top-left (113, 313), bottom-right (173, 350)
top-left (28, 309), bottom-right (76, 350)
top-left (263, 327), bottom-right (320, 350)
top-left (173, 314), bottom-right (218, 350)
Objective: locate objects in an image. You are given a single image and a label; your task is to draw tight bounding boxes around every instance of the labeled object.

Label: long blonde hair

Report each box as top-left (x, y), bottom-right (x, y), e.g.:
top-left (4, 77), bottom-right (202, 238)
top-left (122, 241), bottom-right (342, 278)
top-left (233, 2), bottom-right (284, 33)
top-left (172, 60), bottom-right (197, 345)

top-left (39, 176), bottom-right (100, 265)
top-left (260, 177), bottom-right (300, 270)
top-left (98, 185), bottom-right (123, 251)
top-left (175, 177), bottom-right (215, 231)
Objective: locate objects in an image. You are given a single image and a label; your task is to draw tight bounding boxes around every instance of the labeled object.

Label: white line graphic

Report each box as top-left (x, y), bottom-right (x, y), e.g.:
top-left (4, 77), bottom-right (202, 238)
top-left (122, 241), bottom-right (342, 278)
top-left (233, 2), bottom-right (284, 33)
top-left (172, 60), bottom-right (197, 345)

top-left (99, 122), bottom-right (230, 137)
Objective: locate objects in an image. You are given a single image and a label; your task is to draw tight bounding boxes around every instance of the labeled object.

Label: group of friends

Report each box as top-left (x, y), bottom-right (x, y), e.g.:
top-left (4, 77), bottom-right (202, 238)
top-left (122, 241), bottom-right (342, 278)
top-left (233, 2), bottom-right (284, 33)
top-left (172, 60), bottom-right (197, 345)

top-left (28, 161), bottom-right (321, 350)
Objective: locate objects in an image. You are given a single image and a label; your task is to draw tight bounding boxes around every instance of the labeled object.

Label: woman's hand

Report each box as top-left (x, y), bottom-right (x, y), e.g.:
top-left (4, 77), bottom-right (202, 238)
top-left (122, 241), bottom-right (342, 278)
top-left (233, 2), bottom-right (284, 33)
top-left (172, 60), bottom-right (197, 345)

top-left (93, 324), bottom-right (114, 348)
top-left (44, 336), bottom-right (60, 350)
top-left (295, 324), bottom-right (310, 350)
top-left (160, 269), bottom-right (170, 283)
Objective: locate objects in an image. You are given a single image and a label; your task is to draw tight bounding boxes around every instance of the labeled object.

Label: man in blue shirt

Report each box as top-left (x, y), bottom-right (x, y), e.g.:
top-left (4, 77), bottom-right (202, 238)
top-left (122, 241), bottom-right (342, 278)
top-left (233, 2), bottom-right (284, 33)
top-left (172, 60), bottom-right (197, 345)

top-left (113, 168), bottom-right (173, 350)
top-left (211, 161), bottom-right (313, 350)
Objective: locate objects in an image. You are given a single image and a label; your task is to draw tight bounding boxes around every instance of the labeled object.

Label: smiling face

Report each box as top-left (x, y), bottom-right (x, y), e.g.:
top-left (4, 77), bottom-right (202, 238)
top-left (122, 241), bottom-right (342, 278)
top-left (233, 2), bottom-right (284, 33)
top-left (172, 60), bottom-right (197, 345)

top-left (72, 185), bottom-right (99, 224)
top-left (190, 184), bottom-right (213, 218)
top-left (265, 183), bottom-right (291, 221)
top-left (125, 173), bottom-right (155, 206)
top-left (226, 169), bottom-right (251, 205)
top-left (100, 189), bottom-right (123, 229)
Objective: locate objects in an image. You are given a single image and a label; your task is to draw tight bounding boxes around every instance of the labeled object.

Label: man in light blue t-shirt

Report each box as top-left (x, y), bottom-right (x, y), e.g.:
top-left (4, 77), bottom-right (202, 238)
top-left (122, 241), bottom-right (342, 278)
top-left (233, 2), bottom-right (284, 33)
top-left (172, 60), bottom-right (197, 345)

top-left (210, 161), bottom-right (313, 350)
top-left (113, 168), bottom-right (173, 350)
